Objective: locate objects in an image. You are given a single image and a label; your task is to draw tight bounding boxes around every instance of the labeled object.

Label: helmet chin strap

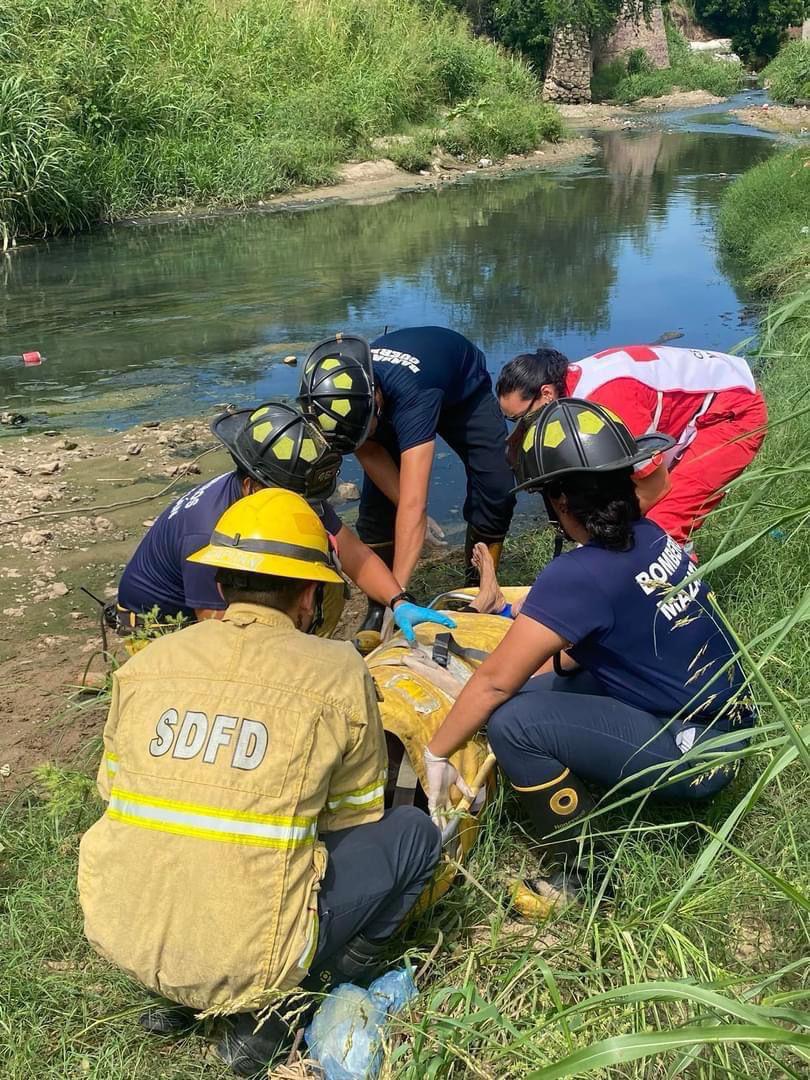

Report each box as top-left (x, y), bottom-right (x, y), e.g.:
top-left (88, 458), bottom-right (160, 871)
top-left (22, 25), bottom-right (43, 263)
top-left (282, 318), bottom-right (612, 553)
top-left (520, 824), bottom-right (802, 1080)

top-left (542, 491), bottom-right (573, 555)
top-left (306, 582), bottom-right (326, 636)
top-left (541, 490), bottom-right (574, 678)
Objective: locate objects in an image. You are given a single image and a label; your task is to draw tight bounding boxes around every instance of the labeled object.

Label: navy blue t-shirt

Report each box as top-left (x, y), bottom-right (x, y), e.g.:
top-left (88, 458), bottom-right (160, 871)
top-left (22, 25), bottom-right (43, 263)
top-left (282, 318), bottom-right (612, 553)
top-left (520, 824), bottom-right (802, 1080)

top-left (521, 519), bottom-right (744, 721)
top-left (371, 326), bottom-right (491, 451)
top-left (117, 471), bottom-right (343, 618)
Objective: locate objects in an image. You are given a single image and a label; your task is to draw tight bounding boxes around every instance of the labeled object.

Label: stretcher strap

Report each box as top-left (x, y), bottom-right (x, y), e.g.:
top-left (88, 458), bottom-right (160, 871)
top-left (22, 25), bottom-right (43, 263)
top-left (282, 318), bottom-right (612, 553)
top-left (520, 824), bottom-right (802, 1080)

top-left (553, 651), bottom-right (575, 678)
top-left (432, 632), bottom-right (490, 669)
top-left (392, 753), bottom-right (419, 808)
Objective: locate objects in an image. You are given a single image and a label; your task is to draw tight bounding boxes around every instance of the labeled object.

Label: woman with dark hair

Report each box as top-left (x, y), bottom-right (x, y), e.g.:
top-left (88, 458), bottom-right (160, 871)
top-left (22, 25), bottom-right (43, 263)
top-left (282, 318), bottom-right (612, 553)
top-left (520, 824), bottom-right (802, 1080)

top-left (423, 399), bottom-right (755, 916)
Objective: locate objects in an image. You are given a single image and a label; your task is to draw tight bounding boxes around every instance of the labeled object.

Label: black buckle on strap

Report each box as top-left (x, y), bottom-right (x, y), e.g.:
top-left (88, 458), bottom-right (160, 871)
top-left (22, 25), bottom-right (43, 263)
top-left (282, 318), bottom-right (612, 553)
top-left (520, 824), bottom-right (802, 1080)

top-left (432, 632), bottom-right (451, 668)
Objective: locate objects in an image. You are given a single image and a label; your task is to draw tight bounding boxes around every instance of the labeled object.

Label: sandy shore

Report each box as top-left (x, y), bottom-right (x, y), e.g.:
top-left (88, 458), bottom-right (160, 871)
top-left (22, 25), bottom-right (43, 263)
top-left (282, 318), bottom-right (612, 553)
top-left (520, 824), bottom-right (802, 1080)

top-left (730, 103), bottom-right (810, 136)
top-left (559, 89), bottom-right (726, 130)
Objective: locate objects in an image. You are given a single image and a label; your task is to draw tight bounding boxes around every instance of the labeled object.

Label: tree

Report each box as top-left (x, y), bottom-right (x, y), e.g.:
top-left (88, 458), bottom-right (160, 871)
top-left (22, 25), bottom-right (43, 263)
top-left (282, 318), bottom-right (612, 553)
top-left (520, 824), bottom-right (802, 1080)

top-left (695, 0), bottom-right (809, 66)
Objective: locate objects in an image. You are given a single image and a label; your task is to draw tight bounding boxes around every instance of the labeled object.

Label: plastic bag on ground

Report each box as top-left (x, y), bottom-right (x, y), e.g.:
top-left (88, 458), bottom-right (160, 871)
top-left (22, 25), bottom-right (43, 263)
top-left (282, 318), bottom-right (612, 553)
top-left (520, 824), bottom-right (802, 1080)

top-left (304, 968), bottom-right (417, 1080)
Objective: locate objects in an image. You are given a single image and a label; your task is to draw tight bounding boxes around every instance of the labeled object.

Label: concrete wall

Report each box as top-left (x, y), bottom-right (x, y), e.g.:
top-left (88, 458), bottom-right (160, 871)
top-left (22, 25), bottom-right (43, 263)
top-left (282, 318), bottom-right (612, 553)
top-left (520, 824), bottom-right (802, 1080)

top-left (597, 2), bottom-right (670, 70)
top-left (543, 23), bottom-right (593, 104)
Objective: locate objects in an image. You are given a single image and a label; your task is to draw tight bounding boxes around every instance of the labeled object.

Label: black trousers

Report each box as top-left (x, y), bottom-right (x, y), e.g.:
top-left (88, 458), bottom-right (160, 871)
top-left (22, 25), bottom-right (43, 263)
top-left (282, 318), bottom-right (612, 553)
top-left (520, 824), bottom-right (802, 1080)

top-left (488, 670), bottom-right (755, 800)
top-left (309, 807), bottom-right (441, 975)
top-left (356, 385), bottom-right (516, 549)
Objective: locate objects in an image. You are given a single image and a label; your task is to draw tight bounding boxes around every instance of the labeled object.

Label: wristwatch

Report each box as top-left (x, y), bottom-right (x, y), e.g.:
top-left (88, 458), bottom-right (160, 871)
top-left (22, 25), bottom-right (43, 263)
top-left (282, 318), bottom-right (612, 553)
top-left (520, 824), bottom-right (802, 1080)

top-left (388, 590), bottom-right (417, 608)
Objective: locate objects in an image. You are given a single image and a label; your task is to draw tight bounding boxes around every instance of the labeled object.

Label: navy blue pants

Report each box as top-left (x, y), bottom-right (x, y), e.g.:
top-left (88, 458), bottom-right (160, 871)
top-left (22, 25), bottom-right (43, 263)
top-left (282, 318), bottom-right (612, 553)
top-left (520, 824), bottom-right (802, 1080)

top-left (488, 671), bottom-right (754, 801)
top-left (310, 807), bottom-right (440, 972)
top-left (356, 384), bottom-right (516, 548)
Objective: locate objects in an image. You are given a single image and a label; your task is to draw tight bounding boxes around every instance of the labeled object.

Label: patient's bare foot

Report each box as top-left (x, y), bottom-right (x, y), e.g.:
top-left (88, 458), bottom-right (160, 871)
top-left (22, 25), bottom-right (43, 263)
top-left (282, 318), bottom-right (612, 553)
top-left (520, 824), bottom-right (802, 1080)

top-left (469, 543), bottom-right (507, 614)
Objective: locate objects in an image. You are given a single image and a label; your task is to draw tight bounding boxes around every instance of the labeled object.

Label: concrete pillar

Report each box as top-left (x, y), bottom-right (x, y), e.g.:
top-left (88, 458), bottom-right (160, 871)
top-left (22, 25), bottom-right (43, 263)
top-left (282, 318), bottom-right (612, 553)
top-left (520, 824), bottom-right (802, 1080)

top-left (543, 24), bottom-right (593, 104)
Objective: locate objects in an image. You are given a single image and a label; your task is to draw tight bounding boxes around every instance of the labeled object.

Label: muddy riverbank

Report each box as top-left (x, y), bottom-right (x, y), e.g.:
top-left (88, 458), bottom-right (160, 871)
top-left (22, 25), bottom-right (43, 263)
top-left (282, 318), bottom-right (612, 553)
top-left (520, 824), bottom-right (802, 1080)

top-left (0, 419), bottom-right (217, 759)
top-left (92, 92), bottom-right (736, 231)
top-left (730, 103), bottom-right (810, 135)
top-left (2, 90), bottom-right (738, 246)
top-left (558, 89), bottom-right (726, 128)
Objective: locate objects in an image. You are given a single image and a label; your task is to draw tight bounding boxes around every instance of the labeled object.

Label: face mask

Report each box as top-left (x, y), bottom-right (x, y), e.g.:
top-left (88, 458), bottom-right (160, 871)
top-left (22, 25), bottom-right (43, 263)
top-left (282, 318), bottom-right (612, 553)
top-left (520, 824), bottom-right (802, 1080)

top-left (505, 406), bottom-right (544, 469)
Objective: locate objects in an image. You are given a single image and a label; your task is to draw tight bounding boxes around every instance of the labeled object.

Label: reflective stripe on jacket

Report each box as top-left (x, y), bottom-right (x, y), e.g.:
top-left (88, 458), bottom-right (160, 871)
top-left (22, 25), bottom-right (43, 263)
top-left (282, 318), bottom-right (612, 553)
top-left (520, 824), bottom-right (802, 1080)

top-left (78, 603), bottom-right (386, 1012)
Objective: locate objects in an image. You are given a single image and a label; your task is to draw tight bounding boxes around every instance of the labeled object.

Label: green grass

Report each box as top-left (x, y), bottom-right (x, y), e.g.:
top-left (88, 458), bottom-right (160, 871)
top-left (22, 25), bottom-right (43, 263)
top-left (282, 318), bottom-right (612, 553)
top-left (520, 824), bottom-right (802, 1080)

top-left (0, 0), bottom-right (561, 244)
top-left (718, 146), bottom-right (810, 294)
top-left (592, 25), bottom-right (744, 104)
top-left (386, 132), bottom-right (436, 174)
top-left (763, 40), bottom-right (810, 105)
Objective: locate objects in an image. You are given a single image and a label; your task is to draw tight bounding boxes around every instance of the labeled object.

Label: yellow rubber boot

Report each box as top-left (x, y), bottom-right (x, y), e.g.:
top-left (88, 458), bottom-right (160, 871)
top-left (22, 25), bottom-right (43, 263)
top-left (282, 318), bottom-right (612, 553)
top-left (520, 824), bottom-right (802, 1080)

top-left (507, 769), bottom-right (594, 918)
top-left (354, 628), bottom-right (383, 656)
top-left (509, 871), bottom-right (582, 921)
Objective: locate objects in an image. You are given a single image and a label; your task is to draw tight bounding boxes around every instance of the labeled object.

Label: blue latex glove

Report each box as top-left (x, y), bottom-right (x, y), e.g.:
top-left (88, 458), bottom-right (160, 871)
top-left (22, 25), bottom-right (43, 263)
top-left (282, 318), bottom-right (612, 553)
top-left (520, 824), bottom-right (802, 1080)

top-left (392, 602), bottom-right (456, 645)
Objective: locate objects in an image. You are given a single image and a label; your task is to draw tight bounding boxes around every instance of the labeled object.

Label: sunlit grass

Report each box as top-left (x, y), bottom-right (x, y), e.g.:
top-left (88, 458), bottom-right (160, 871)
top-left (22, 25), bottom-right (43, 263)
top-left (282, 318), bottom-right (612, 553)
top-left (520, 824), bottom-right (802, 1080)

top-left (0, 0), bottom-right (562, 244)
top-left (763, 40), bottom-right (810, 105)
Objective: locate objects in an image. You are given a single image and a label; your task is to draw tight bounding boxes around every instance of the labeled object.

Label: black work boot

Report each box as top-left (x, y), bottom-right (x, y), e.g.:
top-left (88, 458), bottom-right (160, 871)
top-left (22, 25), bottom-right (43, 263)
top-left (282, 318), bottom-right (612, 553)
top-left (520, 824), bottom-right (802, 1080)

top-left (217, 1010), bottom-right (298, 1078)
top-left (321, 932), bottom-right (390, 987)
top-left (507, 769), bottom-right (595, 918)
top-left (464, 525), bottom-right (505, 587)
top-left (358, 599), bottom-right (387, 636)
top-left (138, 1002), bottom-right (197, 1036)
top-left (355, 542), bottom-right (395, 654)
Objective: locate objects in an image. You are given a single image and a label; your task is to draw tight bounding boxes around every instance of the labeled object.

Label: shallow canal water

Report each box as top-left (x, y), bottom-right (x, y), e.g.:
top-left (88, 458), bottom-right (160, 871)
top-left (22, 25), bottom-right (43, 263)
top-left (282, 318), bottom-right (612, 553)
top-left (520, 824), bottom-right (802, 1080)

top-left (0, 94), bottom-right (779, 531)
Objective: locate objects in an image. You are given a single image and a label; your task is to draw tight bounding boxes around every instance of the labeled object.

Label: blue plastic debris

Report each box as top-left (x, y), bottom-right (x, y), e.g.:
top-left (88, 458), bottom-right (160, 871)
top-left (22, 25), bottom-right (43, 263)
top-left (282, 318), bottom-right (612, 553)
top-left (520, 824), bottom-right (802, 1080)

top-left (304, 969), bottom-right (417, 1080)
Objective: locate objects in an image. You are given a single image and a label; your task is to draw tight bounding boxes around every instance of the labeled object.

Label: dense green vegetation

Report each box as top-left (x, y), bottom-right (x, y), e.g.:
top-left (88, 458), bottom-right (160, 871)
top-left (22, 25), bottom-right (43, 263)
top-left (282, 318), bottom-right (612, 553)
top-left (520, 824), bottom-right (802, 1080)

top-left (0, 0), bottom-right (562, 245)
top-left (695, 0), bottom-right (808, 66)
top-left (763, 39), bottom-right (810, 102)
top-left (591, 24), bottom-right (744, 102)
top-left (719, 145), bottom-right (810, 291)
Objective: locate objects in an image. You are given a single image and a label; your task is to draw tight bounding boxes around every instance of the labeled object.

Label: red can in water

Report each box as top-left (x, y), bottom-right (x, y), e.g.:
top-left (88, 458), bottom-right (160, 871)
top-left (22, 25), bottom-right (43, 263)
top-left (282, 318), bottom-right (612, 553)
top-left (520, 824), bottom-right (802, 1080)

top-left (22, 351), bottom-right (42, 366)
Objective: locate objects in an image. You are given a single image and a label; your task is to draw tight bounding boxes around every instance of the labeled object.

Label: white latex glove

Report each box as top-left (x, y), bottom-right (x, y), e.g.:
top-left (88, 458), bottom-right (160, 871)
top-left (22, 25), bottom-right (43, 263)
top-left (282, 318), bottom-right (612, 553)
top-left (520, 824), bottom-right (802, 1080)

top-left (424, 516), bottom-right (448, 550)
top-left (423, 747), bottom-right (474, 828)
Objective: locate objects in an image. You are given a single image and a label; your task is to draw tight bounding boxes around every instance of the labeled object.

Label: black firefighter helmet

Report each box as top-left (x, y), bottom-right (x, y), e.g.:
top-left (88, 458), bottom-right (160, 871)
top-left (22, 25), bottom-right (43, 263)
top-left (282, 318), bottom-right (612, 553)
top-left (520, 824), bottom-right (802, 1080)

top-left (211, 400), bottom-right (342, 500)
top-left (298, 333), bottom-right (375, 455)
top-left (512, 398), bottom-right (675, 493)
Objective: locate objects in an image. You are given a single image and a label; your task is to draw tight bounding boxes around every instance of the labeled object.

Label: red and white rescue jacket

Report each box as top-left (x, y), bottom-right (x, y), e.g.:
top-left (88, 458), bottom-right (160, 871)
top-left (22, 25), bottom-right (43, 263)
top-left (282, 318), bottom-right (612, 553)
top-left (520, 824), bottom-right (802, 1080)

top-left (565, 345), bottom-right (758, 474)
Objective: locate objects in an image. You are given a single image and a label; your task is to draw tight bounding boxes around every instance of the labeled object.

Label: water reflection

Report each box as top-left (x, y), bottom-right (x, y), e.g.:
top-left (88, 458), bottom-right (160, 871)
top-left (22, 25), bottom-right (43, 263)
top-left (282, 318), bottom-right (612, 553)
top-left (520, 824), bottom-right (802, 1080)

top-left (1, 127), bottom-right (773, 434)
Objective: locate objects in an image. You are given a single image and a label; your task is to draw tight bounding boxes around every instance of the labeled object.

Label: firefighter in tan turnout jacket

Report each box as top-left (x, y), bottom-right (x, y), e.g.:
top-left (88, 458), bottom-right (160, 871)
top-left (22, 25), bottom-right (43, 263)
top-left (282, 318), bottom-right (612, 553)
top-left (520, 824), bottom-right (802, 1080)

top-left (78, 488), bottom-right (441, 1078)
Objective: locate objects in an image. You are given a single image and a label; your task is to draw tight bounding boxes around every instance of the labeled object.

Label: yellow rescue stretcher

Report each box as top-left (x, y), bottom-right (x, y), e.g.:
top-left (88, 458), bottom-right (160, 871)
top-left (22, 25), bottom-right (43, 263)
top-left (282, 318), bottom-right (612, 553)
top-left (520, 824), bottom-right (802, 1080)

top-left (368, 587), bottom-right (529, 912)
